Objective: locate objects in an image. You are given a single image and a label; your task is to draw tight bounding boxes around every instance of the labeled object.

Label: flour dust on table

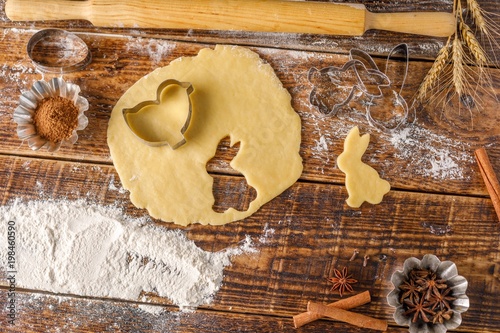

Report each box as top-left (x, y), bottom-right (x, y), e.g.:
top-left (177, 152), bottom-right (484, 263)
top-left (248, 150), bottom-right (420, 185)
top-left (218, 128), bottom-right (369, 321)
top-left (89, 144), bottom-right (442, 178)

top-left (0, 198), bottom-right (257, 311)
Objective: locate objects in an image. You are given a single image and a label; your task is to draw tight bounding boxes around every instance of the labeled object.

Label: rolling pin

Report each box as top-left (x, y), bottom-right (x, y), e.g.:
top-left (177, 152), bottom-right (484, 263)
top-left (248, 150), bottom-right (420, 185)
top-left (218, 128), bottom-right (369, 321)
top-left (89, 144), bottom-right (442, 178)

top-left (5, 0), bottom-right (456, 37)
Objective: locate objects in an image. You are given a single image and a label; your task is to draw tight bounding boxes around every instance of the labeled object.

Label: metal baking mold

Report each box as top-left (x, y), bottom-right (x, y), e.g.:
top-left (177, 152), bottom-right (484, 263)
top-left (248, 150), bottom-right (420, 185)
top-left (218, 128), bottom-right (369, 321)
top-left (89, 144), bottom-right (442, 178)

top-left (27, 29), bottom-right (91, 73)
top-left (122, 79), bottom-right (194, 149)
top-left (13, 77), bottom-right (89, 152)
top-left (387, 254), bottom-right (469, 333)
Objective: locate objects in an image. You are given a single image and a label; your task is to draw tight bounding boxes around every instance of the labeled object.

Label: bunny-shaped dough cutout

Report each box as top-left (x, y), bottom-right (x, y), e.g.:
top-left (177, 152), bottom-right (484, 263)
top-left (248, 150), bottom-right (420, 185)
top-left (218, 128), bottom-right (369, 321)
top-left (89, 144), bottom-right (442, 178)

top-left (337, 126), bottom-right (390, 208)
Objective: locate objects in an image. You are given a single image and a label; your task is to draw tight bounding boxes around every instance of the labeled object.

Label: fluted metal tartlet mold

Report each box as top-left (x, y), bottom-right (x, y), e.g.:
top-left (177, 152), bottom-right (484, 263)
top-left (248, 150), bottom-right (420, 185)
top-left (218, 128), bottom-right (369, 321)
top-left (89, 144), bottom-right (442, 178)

top-left (13, 77), bottom-right (89, 152)
top-left (387, 254), bottom-right (469, 333)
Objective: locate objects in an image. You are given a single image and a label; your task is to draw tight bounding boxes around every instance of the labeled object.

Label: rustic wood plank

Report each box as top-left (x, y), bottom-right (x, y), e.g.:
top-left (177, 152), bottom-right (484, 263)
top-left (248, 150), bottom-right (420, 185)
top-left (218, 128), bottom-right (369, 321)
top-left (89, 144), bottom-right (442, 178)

top-left (1, 0), bottom-right (498, 63)
top-left (0, 290), bottom-right (414, 333)
top-left (0, 0), bottom-right (446, 57)
top-left (0, 0), bottom-right (497, 63)
top-left (0, 28), bottom-right (498, 198)
top-left (0, 1), bottom-right (498, 332)
top-left (0, 155), bottom-right (498, 332)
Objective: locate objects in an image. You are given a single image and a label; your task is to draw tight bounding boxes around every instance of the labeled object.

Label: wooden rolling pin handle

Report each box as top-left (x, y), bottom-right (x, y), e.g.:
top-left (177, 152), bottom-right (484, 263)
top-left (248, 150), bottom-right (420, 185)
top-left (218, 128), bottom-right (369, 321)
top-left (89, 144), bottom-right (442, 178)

top-left (366, 11), bottom-right (456, 37)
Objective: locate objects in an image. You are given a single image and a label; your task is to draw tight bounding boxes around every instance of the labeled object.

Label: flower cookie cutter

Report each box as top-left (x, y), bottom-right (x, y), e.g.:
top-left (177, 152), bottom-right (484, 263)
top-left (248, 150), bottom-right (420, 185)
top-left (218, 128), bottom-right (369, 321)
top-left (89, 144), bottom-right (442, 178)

top-left (27, 29), bottom-right (91, 73)
top-left (308, 44), bottom-right (410, 131)
top-left (122, 79), bottom-right (194, 149)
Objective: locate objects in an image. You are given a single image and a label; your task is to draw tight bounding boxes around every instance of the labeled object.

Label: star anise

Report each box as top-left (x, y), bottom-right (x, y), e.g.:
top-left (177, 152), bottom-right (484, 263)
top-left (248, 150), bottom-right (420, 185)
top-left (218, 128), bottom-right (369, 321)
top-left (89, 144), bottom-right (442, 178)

top-left (428, 287), bottom-right (457, 311)
top-left (432, 309), bottom-right (453, 324)
top-left (327, 266), bottom-right (358, 297)
top-left (416, 272), bottom-right (448, 300)
top-left (403, 296), bottom-right (436, 323)
top-left (399, 279), bottom-right (421, 304)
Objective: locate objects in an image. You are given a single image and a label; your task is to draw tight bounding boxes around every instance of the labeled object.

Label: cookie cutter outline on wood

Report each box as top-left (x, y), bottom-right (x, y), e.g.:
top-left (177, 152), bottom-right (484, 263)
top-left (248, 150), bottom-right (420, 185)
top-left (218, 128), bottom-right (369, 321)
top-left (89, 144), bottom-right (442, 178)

top-left (122, 79), bottom-right (194, 149)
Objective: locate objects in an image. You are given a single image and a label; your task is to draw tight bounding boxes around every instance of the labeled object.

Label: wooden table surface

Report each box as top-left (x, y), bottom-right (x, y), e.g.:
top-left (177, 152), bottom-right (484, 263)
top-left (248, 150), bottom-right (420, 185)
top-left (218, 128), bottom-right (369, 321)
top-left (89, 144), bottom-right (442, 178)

top-left (0, 0), bottom-right (499, 332)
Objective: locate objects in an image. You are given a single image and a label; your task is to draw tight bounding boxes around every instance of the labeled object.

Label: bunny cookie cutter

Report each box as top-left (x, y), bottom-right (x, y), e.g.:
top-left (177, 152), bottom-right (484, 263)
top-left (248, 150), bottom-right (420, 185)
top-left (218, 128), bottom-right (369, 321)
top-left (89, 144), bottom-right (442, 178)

top-left (122, 79), bottom-right (194, 149)
top-left (308, 58), bottom-right (390, 116)
top-left (359, 44), bottom-right (410, 131)
top-left (308, 44), bottom-right (410, 131)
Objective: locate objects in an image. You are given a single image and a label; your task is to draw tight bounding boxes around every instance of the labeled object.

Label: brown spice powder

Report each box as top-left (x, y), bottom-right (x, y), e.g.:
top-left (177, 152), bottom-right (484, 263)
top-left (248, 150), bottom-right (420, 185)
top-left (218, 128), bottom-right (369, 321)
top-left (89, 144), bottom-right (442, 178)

top-left (33, 96), bottom-right (79, 143)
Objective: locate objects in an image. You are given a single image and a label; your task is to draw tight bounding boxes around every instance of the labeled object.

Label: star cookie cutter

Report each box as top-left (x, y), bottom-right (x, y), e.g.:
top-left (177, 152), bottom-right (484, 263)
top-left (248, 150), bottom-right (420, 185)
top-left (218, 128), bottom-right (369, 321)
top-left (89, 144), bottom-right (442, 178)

top-left (122, 79), bottom-right (194, 149)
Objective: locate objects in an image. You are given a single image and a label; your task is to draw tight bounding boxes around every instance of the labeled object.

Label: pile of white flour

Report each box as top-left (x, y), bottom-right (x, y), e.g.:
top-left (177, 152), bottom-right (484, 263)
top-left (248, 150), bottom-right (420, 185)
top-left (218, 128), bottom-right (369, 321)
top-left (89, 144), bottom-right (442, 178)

top-left (0, 199), bottom-right (256, 310)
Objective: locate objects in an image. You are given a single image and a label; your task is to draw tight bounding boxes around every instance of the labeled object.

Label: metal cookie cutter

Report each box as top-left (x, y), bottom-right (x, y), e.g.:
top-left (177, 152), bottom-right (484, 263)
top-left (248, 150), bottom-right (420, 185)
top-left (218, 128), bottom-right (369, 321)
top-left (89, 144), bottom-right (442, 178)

top-left (122, 79), bottom-right (194, 149)
top-left (308, 59), bottom-right (389, 116)
top-left (355, 44), bottom-right (410, 131)
top-left (27, 29), bottom-right (91, 73)
top-left (308, 44), bottom-right (410, 131)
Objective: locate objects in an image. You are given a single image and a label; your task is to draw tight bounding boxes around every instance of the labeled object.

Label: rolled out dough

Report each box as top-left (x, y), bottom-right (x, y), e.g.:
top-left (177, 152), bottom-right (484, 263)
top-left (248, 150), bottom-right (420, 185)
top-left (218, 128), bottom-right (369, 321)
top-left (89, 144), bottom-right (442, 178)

top-left (107, 45), bottom-right (303, 226)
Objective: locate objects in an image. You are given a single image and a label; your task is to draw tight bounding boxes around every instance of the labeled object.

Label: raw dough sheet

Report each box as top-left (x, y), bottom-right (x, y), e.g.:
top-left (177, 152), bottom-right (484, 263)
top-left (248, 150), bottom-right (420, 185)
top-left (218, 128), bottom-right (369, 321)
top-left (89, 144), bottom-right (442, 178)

top-left (108, 45), bottom-right (303, 225)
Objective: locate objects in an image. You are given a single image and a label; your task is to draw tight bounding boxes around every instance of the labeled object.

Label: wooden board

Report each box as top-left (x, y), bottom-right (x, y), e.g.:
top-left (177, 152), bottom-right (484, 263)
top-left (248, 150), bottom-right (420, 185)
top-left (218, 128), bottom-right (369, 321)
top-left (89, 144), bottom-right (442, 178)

top-left (0, 0), bottom-right (499, 332)
top-left (0, 27), bottom-right (498, 196)
top-left (1, 155), bottom-right (499, 332)
top-left (2, 290), bottom-right (418, 333)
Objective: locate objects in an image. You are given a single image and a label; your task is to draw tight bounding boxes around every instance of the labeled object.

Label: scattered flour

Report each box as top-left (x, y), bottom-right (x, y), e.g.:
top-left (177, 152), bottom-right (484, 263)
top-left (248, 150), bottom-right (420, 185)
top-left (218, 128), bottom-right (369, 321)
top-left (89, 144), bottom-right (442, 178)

top-left (125, 37), bottom-right (176, 65)
top-left (310, 133), bottom-right (331, 174)
top-left (258, 223), bottom-right (275, 244)
top-left (21, 161), bottom-right (31, 171)
top-left (108, 174), bottom-right (127, 194)
top-left (18, 293), bottom-right (184, 332)
top-left (389, 124), bottom-right (473, 180)
top-left (138, 303), bottom-right (166, 316)
top-left (314, 135), bottom-right (329, 153)
top-left (0, 199), bottom-right (257, 311)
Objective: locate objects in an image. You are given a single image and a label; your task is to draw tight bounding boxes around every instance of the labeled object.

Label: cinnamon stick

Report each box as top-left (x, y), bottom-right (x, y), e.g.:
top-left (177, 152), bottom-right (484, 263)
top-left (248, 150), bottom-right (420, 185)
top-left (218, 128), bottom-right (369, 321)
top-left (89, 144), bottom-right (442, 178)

top-left (293, 291), bottom-right (371, 328)
top-left (307, 301), bottom-right (388, 331)
top-left (475, 148), bottom-right (500, 223)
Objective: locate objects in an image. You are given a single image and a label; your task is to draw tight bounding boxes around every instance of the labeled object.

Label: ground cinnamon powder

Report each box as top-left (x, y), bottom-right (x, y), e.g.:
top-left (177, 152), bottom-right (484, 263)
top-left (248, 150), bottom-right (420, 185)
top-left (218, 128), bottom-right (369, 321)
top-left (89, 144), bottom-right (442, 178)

top-left (33, 96), bottom-right (79, 143)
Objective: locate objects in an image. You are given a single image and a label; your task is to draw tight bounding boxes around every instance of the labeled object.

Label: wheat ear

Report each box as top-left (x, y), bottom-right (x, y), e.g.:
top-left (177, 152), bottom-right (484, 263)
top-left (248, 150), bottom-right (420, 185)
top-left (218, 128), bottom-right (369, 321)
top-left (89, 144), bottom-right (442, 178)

top-left (416, 42), bottom-right (451, 101)
top-left (451, 37), bottom-right (465, 97)
top-left (466, 0), bottom-right (488, 34)
top-left (461, 22), bottom-right (488, 66)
